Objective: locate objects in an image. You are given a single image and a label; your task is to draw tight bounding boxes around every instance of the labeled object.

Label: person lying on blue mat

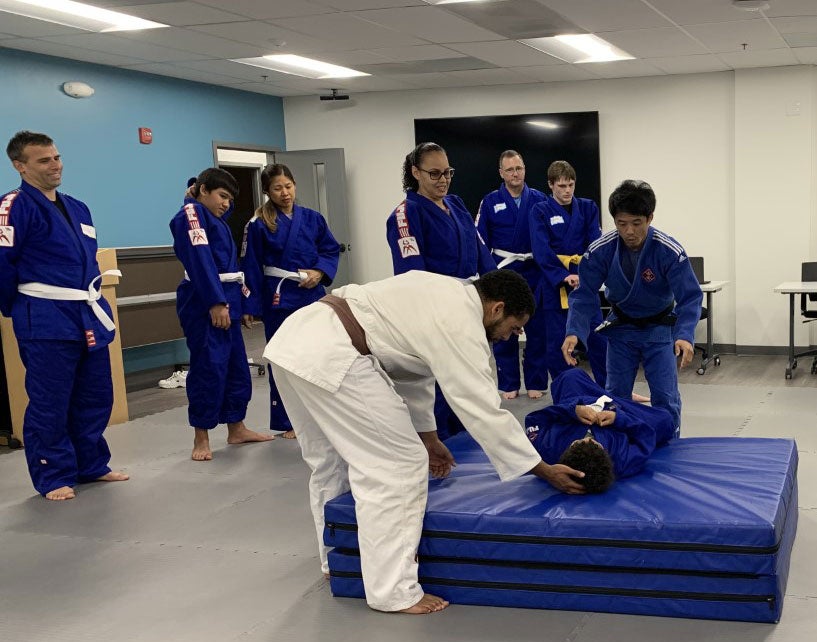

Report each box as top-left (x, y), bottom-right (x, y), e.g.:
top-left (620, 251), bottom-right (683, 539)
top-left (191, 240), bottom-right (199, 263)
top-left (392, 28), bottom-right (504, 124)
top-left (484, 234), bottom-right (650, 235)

top-left (525, 368), bottom-right (676, 493)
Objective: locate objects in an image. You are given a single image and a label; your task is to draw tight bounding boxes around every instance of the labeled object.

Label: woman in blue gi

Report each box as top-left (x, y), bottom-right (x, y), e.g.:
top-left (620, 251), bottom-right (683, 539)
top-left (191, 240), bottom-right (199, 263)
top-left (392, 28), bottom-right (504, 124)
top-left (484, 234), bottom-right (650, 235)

top-left (241, 164), bottom-right (340, 439)
top-left (386, 142), bottom-right (496, 440)
top-left (477, 150), bottom-right (548, 400)
top-left (525, 368), bottom-right (676, 493)
top-left (171, 168), bottom-right (273, 461)
top-left (530, 161), bottom-right (608, 387)
top-left (562, 180), bottom-right (703, 433)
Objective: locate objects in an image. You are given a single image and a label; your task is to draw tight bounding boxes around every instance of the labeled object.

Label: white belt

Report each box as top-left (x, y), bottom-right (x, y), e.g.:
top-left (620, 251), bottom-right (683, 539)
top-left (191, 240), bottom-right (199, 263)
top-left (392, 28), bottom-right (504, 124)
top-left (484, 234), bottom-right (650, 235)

top-left (493, 249), bottom-right (533, 269)
top-left (184, 270), bottom-right (245, 284)
top-left (263, 266), bottom-right (307, 299)
top-left (17, 269), bottom-right (122, 331)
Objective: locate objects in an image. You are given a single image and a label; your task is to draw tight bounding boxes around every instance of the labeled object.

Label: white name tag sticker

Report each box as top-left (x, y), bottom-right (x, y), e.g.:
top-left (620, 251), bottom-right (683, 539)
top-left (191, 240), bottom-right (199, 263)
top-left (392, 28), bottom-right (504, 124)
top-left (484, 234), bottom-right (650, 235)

top-left (80, 223), bottom-right (96, 238)
top-left (549, 215), bottom-right (564, 225)
top-left (493, 202), bottom-right (507, 213)
top-left (0, 225), bottom-right (14, 247)
top-left (189, 228), bottom-right (209, 246)
top-left (399, 235), bottom-right (419, 258)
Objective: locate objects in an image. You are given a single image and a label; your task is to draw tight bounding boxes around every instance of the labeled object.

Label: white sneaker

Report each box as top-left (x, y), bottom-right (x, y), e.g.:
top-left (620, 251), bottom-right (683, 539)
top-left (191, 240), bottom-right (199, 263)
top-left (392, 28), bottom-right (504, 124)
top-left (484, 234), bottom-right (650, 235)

top-left (158, 370), bottom-right (188, 389)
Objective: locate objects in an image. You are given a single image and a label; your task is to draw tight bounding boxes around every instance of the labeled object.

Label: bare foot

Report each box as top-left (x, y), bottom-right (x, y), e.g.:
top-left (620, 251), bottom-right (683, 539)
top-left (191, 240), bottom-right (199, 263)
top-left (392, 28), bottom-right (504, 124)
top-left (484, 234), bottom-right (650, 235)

top-left (527, 390), bottom-right (544, 399)
top-left (399, 593), bottom-right (449, 614)
top-left (632, 392), bottom-right (651, 403)
top-left (45, 486), bottom-right (75, 501)
top-left (192, 428), bottom-right (213, 461)
top-left (227, 421), bottom-right (276, 444)
top-left (280, 430), bottom-right (297, 440)
top-left (500, 390), bottom-right (519, 400)
top-left (96, 471), bottom-right (129, 482)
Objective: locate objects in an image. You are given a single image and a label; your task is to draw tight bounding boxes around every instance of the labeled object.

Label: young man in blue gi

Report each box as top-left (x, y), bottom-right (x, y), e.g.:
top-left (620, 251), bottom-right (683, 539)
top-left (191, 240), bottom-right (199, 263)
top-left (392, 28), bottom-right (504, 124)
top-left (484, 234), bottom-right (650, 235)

top-left (1, 131), bottom-right (129, 500)
top-left (477, 150), bottom-right (547, 400)
top-left (561, 180), bottom-right (702, 433)
top-left (525, 368), bottom-right (676, 493)
top-left (387, 142), bottom-right (496, 440)
top-left (170, 168), bottom-right (273, 461)
top-left (530, 160), bottom-right (607, 386)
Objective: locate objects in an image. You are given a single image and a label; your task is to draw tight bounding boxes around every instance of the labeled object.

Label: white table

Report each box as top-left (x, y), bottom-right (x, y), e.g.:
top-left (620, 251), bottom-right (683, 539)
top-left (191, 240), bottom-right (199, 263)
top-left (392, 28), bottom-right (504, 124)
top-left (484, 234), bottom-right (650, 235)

top-left (696, 280), bottom-right (729, 375)
top-left (773, 281), bottom-right (817, 379)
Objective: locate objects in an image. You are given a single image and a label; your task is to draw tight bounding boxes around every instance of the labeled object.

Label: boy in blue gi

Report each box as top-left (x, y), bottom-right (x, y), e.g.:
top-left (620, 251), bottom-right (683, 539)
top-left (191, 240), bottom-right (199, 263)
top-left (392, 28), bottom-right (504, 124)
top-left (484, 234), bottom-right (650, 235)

top-left (386, 142), bottom-right (496, 440)
top-left (170, 168), bottom-right (273, 461)
top-left (530, 160), bottom-right (607, 386)
top-left (562, 180), bottom-right (702, 433)
top-left (1, 131), bottom-right (129, 500)
top-left (477, 150), bottom-right (548, 400)
top-left (525, 368), bottom-right (676, 493)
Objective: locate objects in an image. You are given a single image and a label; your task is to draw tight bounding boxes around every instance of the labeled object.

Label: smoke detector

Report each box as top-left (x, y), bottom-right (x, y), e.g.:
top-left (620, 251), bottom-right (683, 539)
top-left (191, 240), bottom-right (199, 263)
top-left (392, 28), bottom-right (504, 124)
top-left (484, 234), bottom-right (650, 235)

top-left (732, 0), bottom-right (770, 11)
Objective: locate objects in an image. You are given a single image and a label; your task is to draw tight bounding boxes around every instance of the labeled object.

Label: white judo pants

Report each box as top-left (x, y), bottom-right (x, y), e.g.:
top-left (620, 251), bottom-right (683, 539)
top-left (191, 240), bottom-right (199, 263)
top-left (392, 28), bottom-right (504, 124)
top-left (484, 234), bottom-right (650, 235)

top-left (271, 357), bottom-right (429, 612)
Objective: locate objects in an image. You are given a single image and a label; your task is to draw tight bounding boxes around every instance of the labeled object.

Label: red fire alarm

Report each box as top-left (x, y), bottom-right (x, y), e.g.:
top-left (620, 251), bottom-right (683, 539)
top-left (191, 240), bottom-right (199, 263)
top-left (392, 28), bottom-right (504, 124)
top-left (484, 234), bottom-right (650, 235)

top-left (138, 127), bottom-right (153, 145)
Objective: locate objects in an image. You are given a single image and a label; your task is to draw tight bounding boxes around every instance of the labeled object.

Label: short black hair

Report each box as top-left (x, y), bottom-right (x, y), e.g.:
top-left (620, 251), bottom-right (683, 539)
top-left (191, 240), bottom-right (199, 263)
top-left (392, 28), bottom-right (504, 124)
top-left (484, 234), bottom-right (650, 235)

top-left (7, 130), bottom-right (54, 162)
top-left (558, 440), bottom-right (615, 494)
top-left (192, 167), bottom-right (238, 199)
top-left (474, 270), bottom-right (535, 318)
top-left (402, 142), bottom-right (445, 191)
top-left (608, 179), bottom-right (655, 218)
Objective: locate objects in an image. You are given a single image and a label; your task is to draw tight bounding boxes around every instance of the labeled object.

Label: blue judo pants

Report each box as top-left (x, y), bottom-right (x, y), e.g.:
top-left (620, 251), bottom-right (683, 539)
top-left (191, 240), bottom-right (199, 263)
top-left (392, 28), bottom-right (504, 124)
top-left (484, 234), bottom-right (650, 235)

top-left (18, 339), bottom-right (113, 496)
top-left (494, 303), bottom-right (548, 393)
top-left (545, 309), bottom-right (607, 388)
top-left (605, 330), bottom-right (682, 434)
top-left (262, 308), bottom-right (295, 432)
top-left (183, 317), bottom-right (251, 430)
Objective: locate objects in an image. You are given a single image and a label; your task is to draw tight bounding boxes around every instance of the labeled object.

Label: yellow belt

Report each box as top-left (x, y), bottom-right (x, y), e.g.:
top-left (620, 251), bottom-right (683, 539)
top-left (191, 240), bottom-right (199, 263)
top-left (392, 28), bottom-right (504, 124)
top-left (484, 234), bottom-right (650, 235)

top-left (557, 254), bottom-right (582, 309)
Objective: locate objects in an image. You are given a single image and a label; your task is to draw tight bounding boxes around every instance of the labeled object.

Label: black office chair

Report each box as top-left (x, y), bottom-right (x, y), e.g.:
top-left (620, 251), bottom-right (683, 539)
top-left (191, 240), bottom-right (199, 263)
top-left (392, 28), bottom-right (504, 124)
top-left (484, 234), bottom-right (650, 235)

top-left (797, 262), bottom-right (817, 374)
top-left (689, 257), bottom-right (718, 374)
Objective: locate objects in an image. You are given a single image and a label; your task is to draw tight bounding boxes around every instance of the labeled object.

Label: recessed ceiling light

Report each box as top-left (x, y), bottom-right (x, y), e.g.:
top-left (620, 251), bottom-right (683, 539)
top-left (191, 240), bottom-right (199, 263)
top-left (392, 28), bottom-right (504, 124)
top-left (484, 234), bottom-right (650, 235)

top-left (521, 34), bottom-right (634, 64)
top-left (732, 0), bottom-right (770, 11)
top-left (231, 55), bottom-right (369, 80)
top-left (0, 0), bottom-right (168, 32)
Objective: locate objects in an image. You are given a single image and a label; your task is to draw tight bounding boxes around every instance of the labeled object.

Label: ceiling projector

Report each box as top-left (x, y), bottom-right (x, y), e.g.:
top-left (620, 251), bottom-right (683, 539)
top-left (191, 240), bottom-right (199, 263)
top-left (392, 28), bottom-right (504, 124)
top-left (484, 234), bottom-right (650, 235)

top-left (320, 89), bottom-right (350, 101)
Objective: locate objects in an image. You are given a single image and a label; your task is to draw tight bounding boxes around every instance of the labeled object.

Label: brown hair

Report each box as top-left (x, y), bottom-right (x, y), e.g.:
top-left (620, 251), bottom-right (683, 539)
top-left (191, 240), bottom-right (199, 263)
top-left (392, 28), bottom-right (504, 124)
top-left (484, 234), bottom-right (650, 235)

top-left (255, 163), bottom-right (295, 233)
top-left (547, 160), bottom-right (576, 184)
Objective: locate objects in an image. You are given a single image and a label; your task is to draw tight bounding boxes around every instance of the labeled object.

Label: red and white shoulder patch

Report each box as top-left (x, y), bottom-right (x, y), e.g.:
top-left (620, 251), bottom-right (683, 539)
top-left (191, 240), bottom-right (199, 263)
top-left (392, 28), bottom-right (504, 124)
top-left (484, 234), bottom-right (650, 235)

top-left (189, 228), bottom-right (209, 246)
top-left (0, 190), bottom-right (20, 226)
top-left (394, 200), bottom-right (411, 238)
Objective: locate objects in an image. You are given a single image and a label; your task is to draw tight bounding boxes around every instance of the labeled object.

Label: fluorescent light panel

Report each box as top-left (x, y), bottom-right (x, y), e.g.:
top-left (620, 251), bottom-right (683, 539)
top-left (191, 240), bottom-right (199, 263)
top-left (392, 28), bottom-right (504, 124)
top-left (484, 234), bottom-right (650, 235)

top-left (521, 34), bottom-right (634, 63)
top-left (527, 120), bottom-right (559, 129)
top-left (0, 0), bottom-right (167, 32)
top-left (231, 55), bottom-right (369, 80)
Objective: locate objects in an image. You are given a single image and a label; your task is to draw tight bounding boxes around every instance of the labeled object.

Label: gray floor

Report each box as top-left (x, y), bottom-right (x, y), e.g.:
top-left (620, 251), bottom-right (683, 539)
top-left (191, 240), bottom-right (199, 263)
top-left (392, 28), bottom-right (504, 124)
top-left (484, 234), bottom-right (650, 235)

top-left (1, 327), bottom-right (816, 642)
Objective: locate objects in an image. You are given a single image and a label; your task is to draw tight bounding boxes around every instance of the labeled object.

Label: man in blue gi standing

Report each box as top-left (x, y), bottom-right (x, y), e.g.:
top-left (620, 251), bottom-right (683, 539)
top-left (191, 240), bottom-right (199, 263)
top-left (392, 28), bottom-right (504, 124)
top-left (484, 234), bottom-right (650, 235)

top-left (477, 150), bottom-right (547, 399)
top-left (562, 180), bottom-right (702, 433)
top-left (0, 131), bottom-right (129, 500)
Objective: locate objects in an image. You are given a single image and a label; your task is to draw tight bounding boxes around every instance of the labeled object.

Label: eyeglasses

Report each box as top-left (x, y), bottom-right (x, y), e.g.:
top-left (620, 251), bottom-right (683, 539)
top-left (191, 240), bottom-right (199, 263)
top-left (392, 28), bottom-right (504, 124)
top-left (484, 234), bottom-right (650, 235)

top-left (417, 167), bottom-right (455, 181)
top-left (501, 166), bottom-right (525, 174)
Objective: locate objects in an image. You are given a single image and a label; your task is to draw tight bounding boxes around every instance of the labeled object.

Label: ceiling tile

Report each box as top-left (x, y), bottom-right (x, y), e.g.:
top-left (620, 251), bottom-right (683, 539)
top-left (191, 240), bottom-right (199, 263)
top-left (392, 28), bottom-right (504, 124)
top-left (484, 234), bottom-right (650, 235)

top-left (440, 0), bottom-right (583, 39)
top-left (718, 48), bottom-right (799, 68)
top-left (645, 0), bottom-right (763, 25)
top-left (446, 67), bottom-right (543, 86)
top-left (0, 13), bottom-right (89, 37)
top-left (169, 59), bottom-right (294, 82)
top-left (274, 13), bottom-right (427, 49)
top-left (579, 59), bottom-right (666, 79)
top-left (186, 21), bottom-right (328, 55)
top-left (119, 61), bottom-right (243, 84)
top-left (538, 0), bottom-right (673, 31)
top-left (1, 38), bottom-right (148, 66)
top-left (685, 19), bottom-right (788, 53)
top-left (646, 54), bottom-right (730, 74)
top-left (369, 44), bottom-right (465, 62)
top-left (45, 33), bottom-right (210, 63)
top-left (352, 6), bottom-right (505, 43)
top-left (793, 47), bottom-right (817, 63)
top-left (512, 64), bottom-right (597, 82)
top-left (314, 50), bottom-right (394, 65)
top-left (600, 27), bottom-right (708, 58)
top-left (764, 0), bottom-right (817, 17)
top-left (193, 0), bottom-right (333, 20)
top-left (447, 40), bottom-right (564, 67)
top-left (313, 0), bottom-right (427, 8)
top-left (117, 2), bottom-right (246, 25)
top-left (783, 33), bottom-right (817, 47)
top-left (769, 16), bottom-right (817, 34)
top-left (357, 56), bottom-right (496, 74)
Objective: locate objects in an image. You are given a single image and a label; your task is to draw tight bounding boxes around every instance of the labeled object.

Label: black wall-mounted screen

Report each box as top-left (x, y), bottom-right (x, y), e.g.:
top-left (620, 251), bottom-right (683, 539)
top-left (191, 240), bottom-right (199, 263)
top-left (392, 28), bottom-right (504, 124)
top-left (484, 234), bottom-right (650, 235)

top-left (414, 112), bottom-right (601, 218)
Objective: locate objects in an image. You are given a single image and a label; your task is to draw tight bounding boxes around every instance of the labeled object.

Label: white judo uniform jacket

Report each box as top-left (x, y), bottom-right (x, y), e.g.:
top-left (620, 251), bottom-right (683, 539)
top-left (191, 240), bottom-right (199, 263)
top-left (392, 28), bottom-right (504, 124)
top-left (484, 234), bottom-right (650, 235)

top-left (265, 270), bottom-right (542, 481)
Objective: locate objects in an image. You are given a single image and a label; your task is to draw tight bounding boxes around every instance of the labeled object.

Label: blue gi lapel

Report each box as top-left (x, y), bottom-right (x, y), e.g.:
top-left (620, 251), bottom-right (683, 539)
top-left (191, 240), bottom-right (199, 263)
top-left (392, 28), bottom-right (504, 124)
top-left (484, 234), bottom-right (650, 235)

top-left (509, 184), bottom-right (532, 251)
top-left (21, 182), bottom-right (86, 260)
top-left (614, 227), bottom-right (655, 308)
top-left (278, 205), bottom-right (303, 269)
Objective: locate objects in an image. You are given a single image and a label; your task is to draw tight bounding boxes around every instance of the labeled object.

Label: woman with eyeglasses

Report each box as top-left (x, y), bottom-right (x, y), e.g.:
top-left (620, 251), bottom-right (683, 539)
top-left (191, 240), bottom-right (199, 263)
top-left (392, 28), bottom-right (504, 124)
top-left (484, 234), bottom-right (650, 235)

top-left (241, 163), bottom-right (341, 439)
top-left (386, 142), bottom-right (497, 440)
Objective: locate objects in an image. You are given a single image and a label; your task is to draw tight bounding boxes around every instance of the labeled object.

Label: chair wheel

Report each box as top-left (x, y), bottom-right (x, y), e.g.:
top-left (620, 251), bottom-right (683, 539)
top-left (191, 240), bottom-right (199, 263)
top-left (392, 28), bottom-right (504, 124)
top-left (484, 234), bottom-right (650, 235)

top-left (792, 360), bottom-right (798, 370)
top-left (714, 357), bottom-right (721, 366)
top-left (258, 366), bottom-right (266, 376)
top-left (785, 370), bottom-right (792, 379)
top-left (696, 367), bottom-right (705, 375)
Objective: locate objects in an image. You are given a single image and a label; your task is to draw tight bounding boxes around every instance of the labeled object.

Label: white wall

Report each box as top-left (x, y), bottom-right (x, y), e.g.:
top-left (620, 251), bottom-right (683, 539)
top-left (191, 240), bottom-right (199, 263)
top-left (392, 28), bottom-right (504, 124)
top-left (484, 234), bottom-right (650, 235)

top-left (284, 67), bottom-right (817, 350)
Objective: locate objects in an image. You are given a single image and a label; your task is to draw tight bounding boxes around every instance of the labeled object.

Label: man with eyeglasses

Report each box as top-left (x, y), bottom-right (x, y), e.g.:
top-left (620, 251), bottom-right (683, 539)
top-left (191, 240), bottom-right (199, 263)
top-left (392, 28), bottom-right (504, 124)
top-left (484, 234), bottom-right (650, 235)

top-left (524, 368), bottom-right (676, 494)
top-left (530, 160), bottom-right (608, 387)
top-left (476, 150), bottom-right (548, 401)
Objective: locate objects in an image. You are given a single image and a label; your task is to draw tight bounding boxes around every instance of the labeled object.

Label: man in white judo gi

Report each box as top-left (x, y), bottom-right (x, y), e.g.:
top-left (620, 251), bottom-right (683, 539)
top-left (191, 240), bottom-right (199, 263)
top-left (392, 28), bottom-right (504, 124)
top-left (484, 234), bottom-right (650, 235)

top-left (265, 269), bottom-right (586, 614)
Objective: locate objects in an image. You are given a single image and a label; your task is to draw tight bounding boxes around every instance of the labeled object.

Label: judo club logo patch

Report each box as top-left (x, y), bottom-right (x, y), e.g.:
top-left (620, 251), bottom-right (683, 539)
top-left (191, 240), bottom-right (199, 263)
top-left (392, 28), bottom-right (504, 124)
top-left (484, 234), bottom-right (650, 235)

top-left (525, 424), bottom-right (539, 442)
top-left (189, 228), bottom-right (209, 246)
top-left (399, 235), bottom-right (419, 258)
top-left (641, 268), bottom-right (656, 283)
top-left (0, 225), bottom-right (13, 247)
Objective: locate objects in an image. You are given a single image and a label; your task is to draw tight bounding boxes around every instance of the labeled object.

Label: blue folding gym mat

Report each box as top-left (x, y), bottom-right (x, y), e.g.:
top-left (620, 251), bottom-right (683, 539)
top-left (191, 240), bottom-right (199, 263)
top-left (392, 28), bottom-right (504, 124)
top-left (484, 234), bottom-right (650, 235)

top-left (324, 434), bottom-right (798, 622)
